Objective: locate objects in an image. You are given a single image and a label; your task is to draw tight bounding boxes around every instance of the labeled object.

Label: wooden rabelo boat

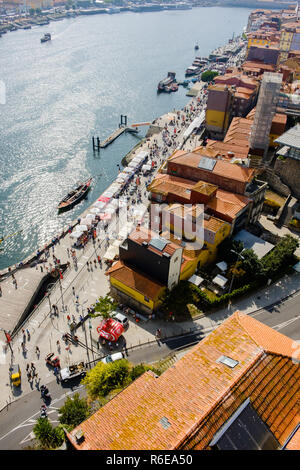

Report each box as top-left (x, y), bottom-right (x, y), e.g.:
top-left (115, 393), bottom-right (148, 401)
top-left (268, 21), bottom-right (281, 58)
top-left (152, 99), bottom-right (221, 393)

top-left (57, 178), bottom-right (92, 212)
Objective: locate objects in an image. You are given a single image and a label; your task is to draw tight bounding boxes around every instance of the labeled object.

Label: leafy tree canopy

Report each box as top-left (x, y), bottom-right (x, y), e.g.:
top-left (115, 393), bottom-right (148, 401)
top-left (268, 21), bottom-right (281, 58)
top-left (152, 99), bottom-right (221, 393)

top-left (201, 70), bottom-right (219, 82)
top-left (33, 418), bottom-right (64, 449)
top-left (58, 393), bottom-right (90, 429)
top-left (81, 359), bottom-right (130, 399)
top-left (90, 295), bottom-right (118, 319)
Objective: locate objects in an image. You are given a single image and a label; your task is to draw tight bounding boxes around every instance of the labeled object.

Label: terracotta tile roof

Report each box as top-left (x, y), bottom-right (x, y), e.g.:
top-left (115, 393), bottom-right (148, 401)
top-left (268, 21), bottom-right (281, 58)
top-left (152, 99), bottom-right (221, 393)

top-left (128, 226), bottom-right (180, 257)
top-left (148, 173), bottom-right (217, 200)
top-left (206, 140), bottom-right (250, 160)
top-left (68, 311), bottom-right (300, 450)
top-left (148, 173), bottom-right (196, 200)
top-left (234, 87), bottom-right (256, 99)
top-left (215, 73), bottom-right (259, 89)
top-left (206, 189), bottom-right (250, 221)
top-left (242, 61), bottom-right (276, 73)
top-left (285, 426), bottom-right (300, 450)
top-left (168, 150), bottom-right (255, 183)
top-left (106, 260), bottom-right (164, 300)
top-left (163, 203), bottom-right (227, 235)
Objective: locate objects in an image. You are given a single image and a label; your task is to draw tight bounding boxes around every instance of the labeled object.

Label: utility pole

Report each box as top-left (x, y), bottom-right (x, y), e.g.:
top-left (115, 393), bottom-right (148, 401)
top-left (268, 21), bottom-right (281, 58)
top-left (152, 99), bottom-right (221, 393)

top-left (83, 322), bottom-right (90, 365)
top-left (89, 319), bottom-right (95, 361)
top-left (58, 270), bottom-right (66, 312)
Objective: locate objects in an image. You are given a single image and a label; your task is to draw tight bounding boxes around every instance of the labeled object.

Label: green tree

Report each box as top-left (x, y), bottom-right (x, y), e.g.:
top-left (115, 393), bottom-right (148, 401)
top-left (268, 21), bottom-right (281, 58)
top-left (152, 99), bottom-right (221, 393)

top-left (232, 249), bottom-right (264, 286)
top-left (262, 234), bottom-right (299, 277)
top-left (58, 393), bottom-right (90, 429)
top-left (33, 418), bottom-right (64, 449)
top-left (89, 295), bottom-right (118, 319)
top-left (130, 363), bottom-right (160, 381)
top-left (29, 8), bottom-right (35, 15)
top-left (81, 359), bottom-right (130, 399)
top-left (201, 70), bottom-right (219, 82)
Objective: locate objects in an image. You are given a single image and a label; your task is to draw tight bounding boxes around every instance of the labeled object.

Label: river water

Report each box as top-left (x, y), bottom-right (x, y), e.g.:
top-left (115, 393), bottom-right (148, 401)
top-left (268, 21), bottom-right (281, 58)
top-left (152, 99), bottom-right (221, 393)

top-left (0, 6), bottom-right (251, 270)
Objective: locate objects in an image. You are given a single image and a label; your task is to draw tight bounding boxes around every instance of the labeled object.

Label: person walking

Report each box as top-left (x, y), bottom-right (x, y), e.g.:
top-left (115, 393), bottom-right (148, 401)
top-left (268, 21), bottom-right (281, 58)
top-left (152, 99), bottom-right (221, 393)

top-left (35, 346), bottom-right (40, 357)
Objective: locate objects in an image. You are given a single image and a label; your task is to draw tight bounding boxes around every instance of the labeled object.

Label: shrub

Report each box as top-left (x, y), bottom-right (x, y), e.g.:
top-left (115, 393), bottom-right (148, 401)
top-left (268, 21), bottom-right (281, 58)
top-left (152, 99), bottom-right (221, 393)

top-left (33, 418), bottom-right (64, 449)
top-left (58, 393), bottom-right (90, 429)
top-left (201, 70), bottom-right (219, 82)
top-left (81, 359), bottom-right (130, 399)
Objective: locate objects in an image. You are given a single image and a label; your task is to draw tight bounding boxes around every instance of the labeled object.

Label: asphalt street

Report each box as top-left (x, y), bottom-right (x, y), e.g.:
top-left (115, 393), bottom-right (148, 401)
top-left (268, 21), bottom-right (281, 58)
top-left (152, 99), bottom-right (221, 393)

top-left (0, 291), bottom-right (299, 450)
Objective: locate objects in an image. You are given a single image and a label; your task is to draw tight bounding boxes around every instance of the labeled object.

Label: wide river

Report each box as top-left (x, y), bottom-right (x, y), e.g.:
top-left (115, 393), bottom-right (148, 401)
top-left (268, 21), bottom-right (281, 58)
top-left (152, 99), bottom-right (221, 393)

top-left (0, 6), bottom-right (251, 270)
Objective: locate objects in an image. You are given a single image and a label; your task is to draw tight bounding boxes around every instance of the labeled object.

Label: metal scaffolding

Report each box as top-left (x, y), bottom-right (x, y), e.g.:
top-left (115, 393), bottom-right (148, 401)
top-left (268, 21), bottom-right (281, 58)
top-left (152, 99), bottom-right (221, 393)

top-left (249, 72), bottom-right (283, 157)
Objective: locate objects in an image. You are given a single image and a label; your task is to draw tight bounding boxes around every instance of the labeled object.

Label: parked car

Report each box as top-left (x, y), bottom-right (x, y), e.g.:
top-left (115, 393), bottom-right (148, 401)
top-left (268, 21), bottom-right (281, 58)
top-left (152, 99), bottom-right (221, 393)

top-left (101, 352), bottom-right (124, 364)
top-left (10, 364), bottom-right (21, 387)
top-left (59, 361), bottom-right (87, 382)
top-left (112, 312), bottom-right (129, 330)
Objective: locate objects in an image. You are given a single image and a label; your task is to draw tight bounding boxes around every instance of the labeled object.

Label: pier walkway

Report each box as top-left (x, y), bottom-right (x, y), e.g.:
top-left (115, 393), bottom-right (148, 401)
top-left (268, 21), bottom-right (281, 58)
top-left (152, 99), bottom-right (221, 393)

top-left (99, 126), bottom-right (138, 148)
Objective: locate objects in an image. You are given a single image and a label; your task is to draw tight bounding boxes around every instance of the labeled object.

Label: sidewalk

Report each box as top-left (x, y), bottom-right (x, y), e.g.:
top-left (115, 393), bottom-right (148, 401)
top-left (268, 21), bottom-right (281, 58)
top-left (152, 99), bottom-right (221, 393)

top-left (0, 98), bottom-right (209, 411)
top-left (1, 266), bottom-right (299, 412)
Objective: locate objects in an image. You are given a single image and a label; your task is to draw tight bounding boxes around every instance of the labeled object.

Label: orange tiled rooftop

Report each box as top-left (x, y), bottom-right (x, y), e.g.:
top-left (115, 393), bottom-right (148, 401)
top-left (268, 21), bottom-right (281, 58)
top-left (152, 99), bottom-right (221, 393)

top-left (105, 260), bottom-right (164, 301)
top-left (168, 150), bottom-right (256, 183)
top-left (68, 311), bottom-right (300, 450)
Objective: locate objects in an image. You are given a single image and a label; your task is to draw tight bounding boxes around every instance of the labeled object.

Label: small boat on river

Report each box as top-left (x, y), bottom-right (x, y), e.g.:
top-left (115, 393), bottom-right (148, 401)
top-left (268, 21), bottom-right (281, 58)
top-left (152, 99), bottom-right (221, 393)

top-left (41, 33), bottom-right (51, 43)
top-left (158, 72), bottom-right (176, 92)
top-left (58, 178), bottom-right (92, 212)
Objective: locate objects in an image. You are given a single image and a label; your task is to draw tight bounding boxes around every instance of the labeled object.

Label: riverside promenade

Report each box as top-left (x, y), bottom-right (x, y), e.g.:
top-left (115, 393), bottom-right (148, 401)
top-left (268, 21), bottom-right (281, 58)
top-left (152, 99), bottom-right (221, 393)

top-left (0, 80), bottom-right (299, 411)
top-left (0, 85), bottom-right (211, 406)
top-left (0, 83), bottom-right (208, 334)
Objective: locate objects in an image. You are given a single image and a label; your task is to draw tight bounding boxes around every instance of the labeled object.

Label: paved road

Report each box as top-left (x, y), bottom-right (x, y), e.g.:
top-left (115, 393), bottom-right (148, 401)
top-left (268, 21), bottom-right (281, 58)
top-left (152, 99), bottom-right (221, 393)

top-left (249, 290), bottom-right (300, 341)
top-left (1, 291), bottom-right (300, 451)
top-left (0, 329), bottom-right (205, 450)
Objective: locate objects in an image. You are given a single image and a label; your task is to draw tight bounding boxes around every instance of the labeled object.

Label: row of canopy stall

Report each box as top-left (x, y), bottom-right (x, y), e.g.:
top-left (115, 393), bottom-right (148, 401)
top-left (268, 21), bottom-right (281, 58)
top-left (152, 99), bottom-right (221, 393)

top-left (115, 150), bottom-right (150, 185)
top-left (70, 150), bottom-right (150, 251)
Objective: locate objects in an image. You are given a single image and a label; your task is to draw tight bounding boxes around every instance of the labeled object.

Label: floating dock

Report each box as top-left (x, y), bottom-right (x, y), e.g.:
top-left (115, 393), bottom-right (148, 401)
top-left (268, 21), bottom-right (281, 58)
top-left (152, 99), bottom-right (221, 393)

top-left (99, 126), bottom-right (138, 148)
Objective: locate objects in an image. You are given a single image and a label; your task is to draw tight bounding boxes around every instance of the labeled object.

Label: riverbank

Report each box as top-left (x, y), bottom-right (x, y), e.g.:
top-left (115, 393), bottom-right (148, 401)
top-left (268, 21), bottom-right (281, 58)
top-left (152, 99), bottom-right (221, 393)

top-left (0, 3), bottom-right (219, 36)
top-left (0, 32), bottom-right (246, 279)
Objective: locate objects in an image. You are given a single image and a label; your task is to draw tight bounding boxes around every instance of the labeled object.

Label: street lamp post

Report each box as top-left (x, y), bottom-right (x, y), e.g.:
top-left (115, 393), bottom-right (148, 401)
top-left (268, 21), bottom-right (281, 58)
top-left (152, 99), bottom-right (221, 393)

top-left (58, 272), bottom-right (66, 312)
top-left (89, 319), bottom-right (95, 361)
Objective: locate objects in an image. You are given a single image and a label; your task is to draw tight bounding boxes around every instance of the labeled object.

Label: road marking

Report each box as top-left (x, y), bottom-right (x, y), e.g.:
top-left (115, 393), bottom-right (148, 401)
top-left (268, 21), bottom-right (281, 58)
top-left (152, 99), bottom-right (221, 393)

top-left (272, 316), bottom-right (300, 331)
top-left (20, 431), bottom-right (35, 445)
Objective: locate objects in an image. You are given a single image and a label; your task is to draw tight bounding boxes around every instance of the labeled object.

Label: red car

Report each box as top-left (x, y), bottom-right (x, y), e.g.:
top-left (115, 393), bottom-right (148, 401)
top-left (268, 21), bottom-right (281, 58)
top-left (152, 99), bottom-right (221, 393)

top-left (45, 353), bottom-right (60, 368)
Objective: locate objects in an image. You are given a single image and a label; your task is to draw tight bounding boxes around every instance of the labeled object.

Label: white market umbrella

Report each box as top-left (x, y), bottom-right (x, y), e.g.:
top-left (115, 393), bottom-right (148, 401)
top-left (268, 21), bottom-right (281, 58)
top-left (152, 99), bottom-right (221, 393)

top-left (90, 207), bottom-right (101, 214)
top-left (77, 224), bottom-right (88, 232)
top-left (70, 230), bottom-right (83, 239)
top-left (123, 167), bottom-right (134, 174)
top-left (86, 213), bottom-right (96, 220)
top-left (93, 201), bottom-right (107, 209)
top-left (116, 176), bottom-right (126, 184)
top-left (80, 218), bottom-right (92, 226)
top-left (109, 199), bottom-right (120, 208)
top-left (128, 161), bottom-right (139, 168)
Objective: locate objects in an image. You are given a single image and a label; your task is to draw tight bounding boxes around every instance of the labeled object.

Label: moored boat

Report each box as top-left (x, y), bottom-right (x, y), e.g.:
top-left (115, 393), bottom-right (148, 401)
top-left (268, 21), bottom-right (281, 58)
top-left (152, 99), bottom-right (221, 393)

top-left (41, 33), bottom-right (51, 43)
top-left (185, 65), bottom-right (201, 76)
top-left (58, 178), bottom-right (92, 212)
top-left (157, 72), bottom-right (176, 92)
